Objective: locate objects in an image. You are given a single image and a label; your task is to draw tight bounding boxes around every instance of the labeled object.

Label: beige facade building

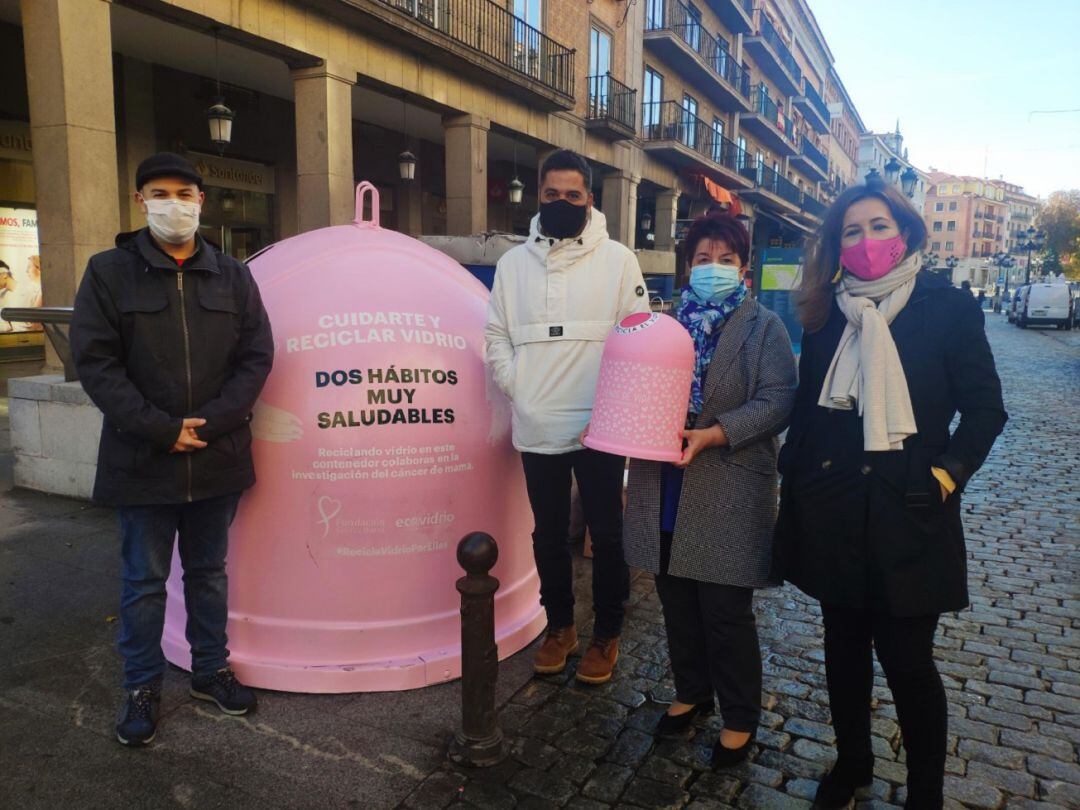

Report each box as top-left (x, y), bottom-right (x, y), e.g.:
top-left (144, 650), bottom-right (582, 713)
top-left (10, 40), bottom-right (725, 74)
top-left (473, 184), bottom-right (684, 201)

top-left (923, 171), bottom-right (1028, 287)
top-left (822, 70), bottom-right (864, 204)
top-left (2, 0), bottom-right (878, 371)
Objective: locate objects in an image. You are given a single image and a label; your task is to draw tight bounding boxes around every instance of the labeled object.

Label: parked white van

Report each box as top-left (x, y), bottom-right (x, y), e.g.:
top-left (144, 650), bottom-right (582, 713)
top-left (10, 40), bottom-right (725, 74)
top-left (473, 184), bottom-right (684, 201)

top-left (1017, 279), bottom-right (1073, 330)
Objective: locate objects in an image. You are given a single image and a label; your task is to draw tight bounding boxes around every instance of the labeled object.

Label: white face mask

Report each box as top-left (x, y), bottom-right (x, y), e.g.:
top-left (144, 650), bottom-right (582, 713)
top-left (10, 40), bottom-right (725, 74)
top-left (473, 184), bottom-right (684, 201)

top-left (144, 198), bottom-right (201, 245)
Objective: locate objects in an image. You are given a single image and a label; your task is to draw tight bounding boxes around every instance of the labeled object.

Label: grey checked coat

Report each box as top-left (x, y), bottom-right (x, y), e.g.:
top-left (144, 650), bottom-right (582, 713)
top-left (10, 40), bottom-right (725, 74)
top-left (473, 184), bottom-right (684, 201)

top-left (623, 298), bottom-right (797, 587)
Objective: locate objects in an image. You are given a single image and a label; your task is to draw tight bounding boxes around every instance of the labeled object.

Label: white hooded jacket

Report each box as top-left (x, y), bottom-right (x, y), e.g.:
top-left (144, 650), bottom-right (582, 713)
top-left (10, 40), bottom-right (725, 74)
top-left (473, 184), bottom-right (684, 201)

top-left (484, 208), bottom-right (649, 454)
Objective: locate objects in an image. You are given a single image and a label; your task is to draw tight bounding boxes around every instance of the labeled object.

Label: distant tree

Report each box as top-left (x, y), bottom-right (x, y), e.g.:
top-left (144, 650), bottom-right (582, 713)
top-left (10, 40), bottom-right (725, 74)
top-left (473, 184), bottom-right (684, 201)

top-left (1036, 190), bottom-right (1080, 279)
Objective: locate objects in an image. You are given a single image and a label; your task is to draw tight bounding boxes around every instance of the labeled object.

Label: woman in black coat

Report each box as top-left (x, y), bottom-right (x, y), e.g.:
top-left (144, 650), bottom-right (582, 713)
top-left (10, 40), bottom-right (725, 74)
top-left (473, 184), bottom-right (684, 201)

top-left (773, 182), bottom-right (1007, 810)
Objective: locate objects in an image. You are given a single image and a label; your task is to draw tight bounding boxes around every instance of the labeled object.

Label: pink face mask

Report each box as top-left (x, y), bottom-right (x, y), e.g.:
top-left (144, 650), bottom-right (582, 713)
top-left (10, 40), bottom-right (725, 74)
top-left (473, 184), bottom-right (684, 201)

top-left (840, 235), bottom-right (906, 281)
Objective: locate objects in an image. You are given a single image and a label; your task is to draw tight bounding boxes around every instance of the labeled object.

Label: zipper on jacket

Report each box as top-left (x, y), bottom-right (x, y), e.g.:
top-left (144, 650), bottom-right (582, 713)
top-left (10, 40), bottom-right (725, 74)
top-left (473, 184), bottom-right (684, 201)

top-left (177, 271), bottom-right (194, 502)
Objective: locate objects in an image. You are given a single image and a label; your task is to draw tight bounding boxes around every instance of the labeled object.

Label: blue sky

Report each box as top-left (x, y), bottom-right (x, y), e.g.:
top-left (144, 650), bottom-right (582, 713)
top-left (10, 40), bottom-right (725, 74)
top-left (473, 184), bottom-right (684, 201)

top-left (808, 0), bottom-right (1080, 199)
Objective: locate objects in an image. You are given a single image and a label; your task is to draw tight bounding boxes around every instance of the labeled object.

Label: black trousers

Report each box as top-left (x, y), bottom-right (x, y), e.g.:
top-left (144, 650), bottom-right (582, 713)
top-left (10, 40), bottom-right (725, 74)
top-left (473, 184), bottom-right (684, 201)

top-left (654, 540), bottom-right (761, 732)
top-left (822, 603), bottom-right (946, 809)
top-left (520, 449), bottom-right (629, 639)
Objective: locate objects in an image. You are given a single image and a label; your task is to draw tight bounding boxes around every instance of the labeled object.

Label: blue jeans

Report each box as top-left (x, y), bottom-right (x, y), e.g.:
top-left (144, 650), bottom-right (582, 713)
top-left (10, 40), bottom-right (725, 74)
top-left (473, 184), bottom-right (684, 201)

top-left (117, 492), bottom-right (241, 689)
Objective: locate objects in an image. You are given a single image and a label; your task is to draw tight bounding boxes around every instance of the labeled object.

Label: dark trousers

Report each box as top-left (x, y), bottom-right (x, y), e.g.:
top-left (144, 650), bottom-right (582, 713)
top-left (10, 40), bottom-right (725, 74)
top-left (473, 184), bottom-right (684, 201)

top-left (654, 569), bottom-right (762, 732)
top-left (822, 603), bottom-right (946, 809)
top-left (117, 493), bottom-right (241, 689)
top-left (520, 449), bottom-right (629, 638)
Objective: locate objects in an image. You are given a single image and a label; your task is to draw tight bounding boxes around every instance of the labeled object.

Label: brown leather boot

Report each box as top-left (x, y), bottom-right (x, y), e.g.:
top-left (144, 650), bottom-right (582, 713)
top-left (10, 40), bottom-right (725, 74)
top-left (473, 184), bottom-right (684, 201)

top-left (533, 625), bottom-right (579, 674)
top-left (576, 636), bottom-right (619, 684)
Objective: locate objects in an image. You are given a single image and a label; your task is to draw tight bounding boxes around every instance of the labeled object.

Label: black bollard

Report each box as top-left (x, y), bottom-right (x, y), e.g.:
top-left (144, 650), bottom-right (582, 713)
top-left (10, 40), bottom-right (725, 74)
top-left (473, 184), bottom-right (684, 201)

top-left (448, 531), bottom-right (507, 767)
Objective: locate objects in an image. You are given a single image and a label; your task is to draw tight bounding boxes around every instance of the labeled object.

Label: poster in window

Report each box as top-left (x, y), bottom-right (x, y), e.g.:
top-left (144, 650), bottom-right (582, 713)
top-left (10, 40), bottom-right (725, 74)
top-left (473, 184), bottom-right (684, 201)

top-left (0, 206), bottom-right (42, 333)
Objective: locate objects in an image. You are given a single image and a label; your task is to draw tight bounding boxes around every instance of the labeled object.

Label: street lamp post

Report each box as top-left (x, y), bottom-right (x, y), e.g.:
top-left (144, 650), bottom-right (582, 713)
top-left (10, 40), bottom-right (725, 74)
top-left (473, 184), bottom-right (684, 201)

top-left (945, 255), bottom-right (959, 283)
top-left (884, 157), bottom-right (901, 185)
top-left (1015, 226), bottom-right (1046, 285)
top-left (900, 167), bottom-right (918, 198)
top-left (991, 251), bottom-right (1016, 299)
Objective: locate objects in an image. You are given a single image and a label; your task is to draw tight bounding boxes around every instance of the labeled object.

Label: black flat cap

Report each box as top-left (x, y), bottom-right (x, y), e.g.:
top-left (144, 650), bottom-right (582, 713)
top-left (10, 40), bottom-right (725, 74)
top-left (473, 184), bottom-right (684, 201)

top-left (135, 152), bottom-right (203, 190)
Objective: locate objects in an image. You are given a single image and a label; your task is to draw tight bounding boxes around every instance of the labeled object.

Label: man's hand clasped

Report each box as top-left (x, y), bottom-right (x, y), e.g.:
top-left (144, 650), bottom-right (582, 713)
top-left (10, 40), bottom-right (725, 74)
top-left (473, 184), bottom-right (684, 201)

top-left (171, 417), bottom-right (208, 453)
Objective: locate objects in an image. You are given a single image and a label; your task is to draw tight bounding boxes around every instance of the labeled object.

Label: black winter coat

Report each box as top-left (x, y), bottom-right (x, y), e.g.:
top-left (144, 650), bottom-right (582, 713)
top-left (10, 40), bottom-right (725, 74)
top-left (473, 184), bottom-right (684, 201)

top-left (71, 230), bottom-right (274, 506)
top-left (772, 272), bottom-right (1007, 616)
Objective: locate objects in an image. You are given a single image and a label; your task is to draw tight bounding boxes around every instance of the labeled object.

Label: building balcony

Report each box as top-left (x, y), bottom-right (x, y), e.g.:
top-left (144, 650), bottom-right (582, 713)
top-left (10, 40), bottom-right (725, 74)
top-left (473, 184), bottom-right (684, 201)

top-left (742, 15), bottom-right (801, 96)
top-left (704, 0), bottom-right (754, 34)
top-left (739, 85), bottom-right (797, 156)
top-left (738, 159), bottom-right (801, 214)
top-left (793, 79), bottom-right (830, 134)
top-left (586, 74), bottom-right (636, 140)
top-left (644, 1), bottom-right (751, 112)
top-left (799, 191), bottom-right (827, 221)
top-left (789, 136), bottom-right (828, 182)
top-left (641, 101), bottom-right (754, 190)
top-left (351, 0), bottom-right (575, 108)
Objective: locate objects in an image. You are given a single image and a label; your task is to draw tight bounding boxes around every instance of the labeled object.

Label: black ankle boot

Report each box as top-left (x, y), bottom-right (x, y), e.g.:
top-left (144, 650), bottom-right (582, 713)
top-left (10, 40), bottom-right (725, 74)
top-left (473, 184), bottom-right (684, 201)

top-left (812, 756), bottom-right (874, 809)
top-left (710, 727), bottom-right (756, 769)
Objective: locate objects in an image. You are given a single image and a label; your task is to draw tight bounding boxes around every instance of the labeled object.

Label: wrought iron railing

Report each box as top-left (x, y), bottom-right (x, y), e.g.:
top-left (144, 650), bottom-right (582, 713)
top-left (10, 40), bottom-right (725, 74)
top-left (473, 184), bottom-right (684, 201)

top-left (587, 74), bottom-right (637, 132)
top-left (378, 0), bottom-right (575, 97)
top-left (645, 0), bottom-right (750, 99)
top-left (739, 159), bottom-right (802, 207)
top-left (801, 192), bottom-right (826, 218)
top-left (799, 136), bottom-right (828, 173)
top-left (641, 101), bottom-right (749, 174)
top-left (751, 84), bottom-right (796, 142)
top-left (801, 80), bottom-right (829, 122)
top-left (758, 15), bottom-right (801, 85)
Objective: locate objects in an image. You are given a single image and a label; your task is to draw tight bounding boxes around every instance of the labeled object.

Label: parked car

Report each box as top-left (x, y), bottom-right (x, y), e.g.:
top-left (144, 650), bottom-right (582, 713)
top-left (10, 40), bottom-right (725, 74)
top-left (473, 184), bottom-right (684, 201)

top-left (1016, 280), bottom-right (1072, 330)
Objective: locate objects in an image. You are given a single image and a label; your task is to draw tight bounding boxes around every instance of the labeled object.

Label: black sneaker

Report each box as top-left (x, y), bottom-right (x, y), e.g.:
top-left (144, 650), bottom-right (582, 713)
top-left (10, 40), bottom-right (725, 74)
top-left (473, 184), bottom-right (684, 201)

top-left (190, 667), bottom-right (257, 715)
top-left (116, 681), bottom-right (161, 746)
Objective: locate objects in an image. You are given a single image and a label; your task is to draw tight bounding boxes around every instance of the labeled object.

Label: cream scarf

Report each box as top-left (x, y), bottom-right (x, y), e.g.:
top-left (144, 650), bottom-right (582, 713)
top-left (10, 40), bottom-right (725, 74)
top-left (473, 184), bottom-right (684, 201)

top-left (817, 252), bottom-right (921, 451)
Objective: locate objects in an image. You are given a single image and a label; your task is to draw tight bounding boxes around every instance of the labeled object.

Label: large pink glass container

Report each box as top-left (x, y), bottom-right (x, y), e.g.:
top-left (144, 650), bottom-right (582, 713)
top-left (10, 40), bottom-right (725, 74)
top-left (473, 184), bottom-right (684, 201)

top-left (584, 312), bottom-right (694, 463)
top-left (162, 183), bottom-right (544, 692)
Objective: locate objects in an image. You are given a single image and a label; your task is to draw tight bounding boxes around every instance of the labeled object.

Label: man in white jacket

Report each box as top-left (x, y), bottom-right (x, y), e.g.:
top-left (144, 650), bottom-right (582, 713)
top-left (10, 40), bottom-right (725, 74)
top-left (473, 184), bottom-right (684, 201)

top-left (484, 149), bottom-right (649, 684)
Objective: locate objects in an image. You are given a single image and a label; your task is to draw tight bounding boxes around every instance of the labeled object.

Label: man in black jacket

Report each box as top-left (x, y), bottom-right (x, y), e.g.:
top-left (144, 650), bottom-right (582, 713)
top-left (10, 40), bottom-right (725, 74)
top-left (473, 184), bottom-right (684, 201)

top-left (70, 153), bottom-right (274, 747)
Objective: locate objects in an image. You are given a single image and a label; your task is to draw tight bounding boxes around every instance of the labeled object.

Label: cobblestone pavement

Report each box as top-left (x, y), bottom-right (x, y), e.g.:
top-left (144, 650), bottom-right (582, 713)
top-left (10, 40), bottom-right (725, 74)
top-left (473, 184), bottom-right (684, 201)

top-left (401, 315), bottom-right (1080, 810)
top-left (1, 315), bottom-right (1076, 809)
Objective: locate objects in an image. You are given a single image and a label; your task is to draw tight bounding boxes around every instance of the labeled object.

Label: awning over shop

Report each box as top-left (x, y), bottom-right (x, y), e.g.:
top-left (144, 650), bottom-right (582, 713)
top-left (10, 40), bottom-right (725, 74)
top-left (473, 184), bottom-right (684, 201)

top-left (682, 171), bottom-right (744, 216)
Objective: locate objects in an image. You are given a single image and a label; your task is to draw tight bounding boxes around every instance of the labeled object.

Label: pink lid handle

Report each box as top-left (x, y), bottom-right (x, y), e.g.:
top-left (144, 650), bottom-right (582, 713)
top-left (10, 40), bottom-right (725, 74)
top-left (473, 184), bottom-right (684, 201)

top-left (353, 181), bottom-right (380, 228)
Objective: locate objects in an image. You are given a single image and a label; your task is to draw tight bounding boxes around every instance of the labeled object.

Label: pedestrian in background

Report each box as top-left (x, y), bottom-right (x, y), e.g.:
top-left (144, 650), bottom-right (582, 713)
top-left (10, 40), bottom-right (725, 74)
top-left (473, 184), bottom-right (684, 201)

top-left (71, 153), bottom-right (274, 747)
top-left (484, 149), bottom-right (649, 684)
top-left (620, 213), bottom-right (797, 768)
top-left (772, 182), bottom-right (1006, 809)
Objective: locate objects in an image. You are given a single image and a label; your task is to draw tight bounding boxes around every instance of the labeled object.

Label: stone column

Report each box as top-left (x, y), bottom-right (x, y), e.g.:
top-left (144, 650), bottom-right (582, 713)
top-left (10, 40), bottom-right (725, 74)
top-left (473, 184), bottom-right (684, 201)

top-left (442, 114), bottom-right (489, 235)
top-left (654, 189), bottom-right (680, 253)
top-left (535, 146), bottom-right (558, 196)
top-left (601, 171), bottom-right (639, 247)
top-left (20, 0), bottom-right (120, 314)
top-left (292, 63), bottom-right (355, 232)
top-left (116, 56), bottom-right (156, 232)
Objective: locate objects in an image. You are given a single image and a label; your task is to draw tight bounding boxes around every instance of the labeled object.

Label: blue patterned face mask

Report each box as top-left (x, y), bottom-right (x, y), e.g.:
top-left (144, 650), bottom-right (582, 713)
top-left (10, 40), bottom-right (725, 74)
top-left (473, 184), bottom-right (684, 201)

top-left (688, 263), bottom-right (742, 303)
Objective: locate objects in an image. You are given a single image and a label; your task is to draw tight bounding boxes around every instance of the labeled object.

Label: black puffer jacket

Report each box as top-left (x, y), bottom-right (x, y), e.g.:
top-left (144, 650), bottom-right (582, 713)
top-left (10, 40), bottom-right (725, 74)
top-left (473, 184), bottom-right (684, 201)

top-left (772, 271), bottom-right (1007, 616)
top-left (71, 229), bottom-right (273, 505)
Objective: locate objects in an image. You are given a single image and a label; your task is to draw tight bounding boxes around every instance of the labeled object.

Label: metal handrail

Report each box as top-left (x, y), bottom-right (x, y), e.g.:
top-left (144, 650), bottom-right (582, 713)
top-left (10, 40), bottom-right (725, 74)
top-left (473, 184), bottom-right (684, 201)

top-left (646, 0), bottom-right (750, 99)
top-left (801, 193), bottom-right (826, 218)
top-left (641, 100), bottom-right (749, 174)
top-left (587, 73), bottom-right (637, 131)
top-left (1, 306), bottom-right (76, 381)
top-left (377, 0), bottom-right (575, 97)
top-left (799, 137), bottom-right (828, 172)
top-left (739, 160), bottom-right (801, 206)
top-left (758, 15), bottom-right (801, 85)
top-left (751, 84), bottom-right (795, 142)
top-left (800, 80), bottom-right (829, 122)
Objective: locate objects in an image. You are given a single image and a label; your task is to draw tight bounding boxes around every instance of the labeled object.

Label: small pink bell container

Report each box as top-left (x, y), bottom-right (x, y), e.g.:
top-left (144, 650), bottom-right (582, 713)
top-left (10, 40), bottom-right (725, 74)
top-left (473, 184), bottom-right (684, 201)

top-left (584, 312), bottom-right (695, 462)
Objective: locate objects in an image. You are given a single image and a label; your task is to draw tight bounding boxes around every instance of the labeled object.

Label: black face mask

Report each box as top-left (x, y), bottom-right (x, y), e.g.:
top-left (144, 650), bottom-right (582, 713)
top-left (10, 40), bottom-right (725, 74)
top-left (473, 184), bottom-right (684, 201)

top-left (539, 199), bottom-right (589, 240)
